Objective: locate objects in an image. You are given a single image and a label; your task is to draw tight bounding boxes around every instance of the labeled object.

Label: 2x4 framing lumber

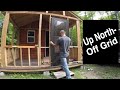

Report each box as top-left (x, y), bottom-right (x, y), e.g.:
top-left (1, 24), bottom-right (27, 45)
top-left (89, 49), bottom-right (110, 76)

top-left (0, 64), bottom-right (82, 72)
top-left (5, 48), bottom-right (7, 66)
top-left (1, 12), bottom-right (10, 67)
top-left (5, 46), bottom-right (36, 48)
top-left (12, 48), bottom-right (16, 66)
top-left (38, 14), bottom-right (43, 66)
top-left (49, 15), bottom-right (51, 66)
top-left (8, 11), bottom-right (78, 21)
top-left (14, 48), bottom-right (16, 66)
top-left (63, 11), bottom-right (66, 16)
top-left (20, 48), bottom-right (23, 66)
top-left (76, 20), bottom-right (82, 62)
top-left (28, 48), bottom-right (31, 66)
top-left (37, 47), bottom-right (40, 66)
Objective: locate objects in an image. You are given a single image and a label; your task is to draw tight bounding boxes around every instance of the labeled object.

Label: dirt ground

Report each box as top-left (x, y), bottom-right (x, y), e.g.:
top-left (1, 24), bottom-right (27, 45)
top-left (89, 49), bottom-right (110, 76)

top-left (78, 64), bottom-right (120, 79)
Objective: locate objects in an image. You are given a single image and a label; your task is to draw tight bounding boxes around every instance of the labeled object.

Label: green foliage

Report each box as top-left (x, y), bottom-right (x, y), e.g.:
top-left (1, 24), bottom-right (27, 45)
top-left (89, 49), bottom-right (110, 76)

top-left (0, 12), bottom-right (17, 45)
top-left (69, 24), bottom-right (83, 46)
top-left (80, 22), bottom-right (83, 42)
top-left (80, 11), bottom-right (96, 20)
top-left (69, 26), bottom-right (77, 46)
top-left (99, 11), bottom-right (120, 20)
top-left (69, 11), bottom-right (83, 46)
top-left (6, 23), bottom-right (16, 45)
top-left (5, 73), bottom-right (52, 79)
top-left (0, 12), bottom-right (4, 45)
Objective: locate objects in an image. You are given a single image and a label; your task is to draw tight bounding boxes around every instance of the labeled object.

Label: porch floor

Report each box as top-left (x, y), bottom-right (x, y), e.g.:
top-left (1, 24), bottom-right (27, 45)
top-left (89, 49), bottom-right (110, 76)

top-left (8, 57), bottom-right (51, 67)
top-left (0, 59), bottom-right (82, 72)
top-left (0, 63), bottom-right (82, 72)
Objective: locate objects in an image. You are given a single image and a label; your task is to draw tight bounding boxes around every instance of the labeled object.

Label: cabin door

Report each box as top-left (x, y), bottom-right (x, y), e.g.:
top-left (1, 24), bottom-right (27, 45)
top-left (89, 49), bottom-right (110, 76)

top-left (50, 17), bottom-right (69, 66)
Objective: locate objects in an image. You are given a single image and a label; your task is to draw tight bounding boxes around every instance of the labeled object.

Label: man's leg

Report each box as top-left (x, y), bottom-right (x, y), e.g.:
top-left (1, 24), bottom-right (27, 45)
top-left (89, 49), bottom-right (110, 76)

top-left (60, 58), bottom-right (71, 79)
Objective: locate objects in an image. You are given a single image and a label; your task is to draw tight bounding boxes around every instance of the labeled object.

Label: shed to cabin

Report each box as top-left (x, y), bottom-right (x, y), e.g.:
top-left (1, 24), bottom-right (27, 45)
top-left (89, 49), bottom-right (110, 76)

top-left (0, 11), bottom-right (82, 72)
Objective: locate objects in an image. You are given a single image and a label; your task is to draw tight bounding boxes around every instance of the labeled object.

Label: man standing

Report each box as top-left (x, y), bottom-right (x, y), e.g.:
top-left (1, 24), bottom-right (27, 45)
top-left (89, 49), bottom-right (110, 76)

top-left (50, 30), bottom-right (71, 79)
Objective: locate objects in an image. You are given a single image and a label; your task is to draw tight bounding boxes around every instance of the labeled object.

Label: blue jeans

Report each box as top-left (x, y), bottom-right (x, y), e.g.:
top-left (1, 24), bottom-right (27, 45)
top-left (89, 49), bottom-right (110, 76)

top-left (60, 58), bottom-right (71, 79)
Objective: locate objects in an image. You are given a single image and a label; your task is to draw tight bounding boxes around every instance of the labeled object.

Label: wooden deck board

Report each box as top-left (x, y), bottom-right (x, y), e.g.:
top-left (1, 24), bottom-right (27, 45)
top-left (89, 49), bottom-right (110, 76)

top-left (53, 71), bottom-right (74, 79)
top-left (0, 63), bottom-right (82, 72)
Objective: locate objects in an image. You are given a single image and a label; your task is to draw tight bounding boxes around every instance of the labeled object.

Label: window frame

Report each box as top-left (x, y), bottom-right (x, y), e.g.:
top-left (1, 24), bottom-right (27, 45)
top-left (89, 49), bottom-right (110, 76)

top-left (27, 30), bottom-right (35, 43)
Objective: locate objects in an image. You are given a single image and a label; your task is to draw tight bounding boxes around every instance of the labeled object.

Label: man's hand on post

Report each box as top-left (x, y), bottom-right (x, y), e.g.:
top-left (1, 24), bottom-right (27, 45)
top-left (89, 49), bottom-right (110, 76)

top-left (50, 41), bottom-right (55, 46)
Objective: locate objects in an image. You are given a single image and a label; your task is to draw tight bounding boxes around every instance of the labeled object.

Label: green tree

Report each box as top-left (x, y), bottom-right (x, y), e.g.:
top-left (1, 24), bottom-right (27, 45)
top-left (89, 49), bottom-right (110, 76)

top-left (69, 11), bottom-right (96, 46)
top-left (69, 26), bottom-right (77, 46)
top-left (0, 12), bottom-right (4, 45)
top-left (0, 12), bottom-right (16, 45)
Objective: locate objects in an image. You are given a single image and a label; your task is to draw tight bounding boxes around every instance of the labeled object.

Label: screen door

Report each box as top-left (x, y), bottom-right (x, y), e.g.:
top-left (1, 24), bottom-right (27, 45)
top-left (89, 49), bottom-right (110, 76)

top-left (50, 17), bottom-right (69, 66)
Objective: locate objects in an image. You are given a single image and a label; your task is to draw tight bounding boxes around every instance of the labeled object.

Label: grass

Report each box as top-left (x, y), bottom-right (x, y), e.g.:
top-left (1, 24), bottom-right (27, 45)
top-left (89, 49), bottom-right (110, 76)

top-left (0, 64), bottom-right (120, 79)
top-left (1, 72), bottom-right (53, 79)
top-left (93, 64), bottom-right (120, 79)
top-left (71, 68), bottom-right (85, 79)
top-left (80, 64), bottom-right (120, 79)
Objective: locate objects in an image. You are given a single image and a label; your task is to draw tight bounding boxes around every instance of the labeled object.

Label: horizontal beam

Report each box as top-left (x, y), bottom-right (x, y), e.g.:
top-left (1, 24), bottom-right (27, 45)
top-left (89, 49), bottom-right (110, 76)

top-left (69, 46), bottom-right (78, 48)
top-left (8, 11), bottom-right (78, 20)
top-left (5, 46), bottom-right (50, 49)
top-left (5, 45), bottom-right (77, 48)
top-left (0, 64), bottom-right (82, 72)
top-left (5, 46), bottom-right (36, 48)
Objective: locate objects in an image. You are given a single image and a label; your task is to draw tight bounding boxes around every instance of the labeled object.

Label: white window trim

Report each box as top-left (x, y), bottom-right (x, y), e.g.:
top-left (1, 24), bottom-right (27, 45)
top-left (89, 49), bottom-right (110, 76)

top-left (27, 30), bottom-right (35, 43)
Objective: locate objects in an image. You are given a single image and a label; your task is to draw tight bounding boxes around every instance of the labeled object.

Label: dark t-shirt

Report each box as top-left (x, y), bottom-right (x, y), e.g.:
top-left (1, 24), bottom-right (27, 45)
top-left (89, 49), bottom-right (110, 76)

top-left (56, 36), bottom-right (71, 58)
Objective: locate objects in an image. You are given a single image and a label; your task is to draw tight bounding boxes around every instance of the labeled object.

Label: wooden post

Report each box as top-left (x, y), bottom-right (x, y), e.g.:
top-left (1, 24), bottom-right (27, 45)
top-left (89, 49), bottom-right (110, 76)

top-left (20, 48), bottom-right (23, 66)
top-left (5, 48), bottom-right (7, 66)
top-left (49, 15), bottom-right (51, 65)
top-left (38, 14), bottom-right (42, 66)
top-left (63, 11), bottom-right (66, 16)
top-left (1, 12), bottom-right (10, 67)
top-left (37, 47), bottom-right (40, 66)
top-left (7, 48), bottom-right (10, 65)
top-left (14, 48), bottom-right (16, 66)
top-left (76, 20), bottom-right (82, 62)
top-left (12, 48), bottom-right (16, 66)
top-left (28, 48), bottom-right (31, 66)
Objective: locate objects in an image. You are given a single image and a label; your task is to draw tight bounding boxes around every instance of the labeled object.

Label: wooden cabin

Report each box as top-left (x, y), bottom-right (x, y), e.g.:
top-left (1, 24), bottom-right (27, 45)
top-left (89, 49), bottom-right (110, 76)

top-left (0, 11), bottom-right (82, 72)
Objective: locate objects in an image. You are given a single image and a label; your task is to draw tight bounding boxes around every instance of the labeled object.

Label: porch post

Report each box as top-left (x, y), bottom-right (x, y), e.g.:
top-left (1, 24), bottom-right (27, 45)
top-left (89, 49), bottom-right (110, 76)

top-left (76, 20), bottom-right (82, 62)
top-left (63, 11), bottom-right (66, 16)
top-left (38, 14), bottom-right (42, 66)
top-left (1, 12), bottom-right (10, 67)
top-left (49, 15), bottom-right (51, 66)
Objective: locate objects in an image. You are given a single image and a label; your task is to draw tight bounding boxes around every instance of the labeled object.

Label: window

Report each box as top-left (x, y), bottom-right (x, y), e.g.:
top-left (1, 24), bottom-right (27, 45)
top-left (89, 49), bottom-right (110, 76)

top-left (27, 30), bottom-right (35, 43)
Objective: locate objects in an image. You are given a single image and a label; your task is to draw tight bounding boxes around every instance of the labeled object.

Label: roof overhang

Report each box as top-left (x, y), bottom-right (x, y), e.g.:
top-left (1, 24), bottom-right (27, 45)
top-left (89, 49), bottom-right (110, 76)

top-left (2, 11), bottom-right (82, 29)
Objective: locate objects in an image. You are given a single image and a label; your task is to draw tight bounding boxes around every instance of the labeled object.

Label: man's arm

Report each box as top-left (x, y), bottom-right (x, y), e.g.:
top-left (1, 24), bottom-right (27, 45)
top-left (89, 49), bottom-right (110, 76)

top-left (50, 41), bottom-right (56, 46)
top-left (50, 38), bottom-right (60, 47)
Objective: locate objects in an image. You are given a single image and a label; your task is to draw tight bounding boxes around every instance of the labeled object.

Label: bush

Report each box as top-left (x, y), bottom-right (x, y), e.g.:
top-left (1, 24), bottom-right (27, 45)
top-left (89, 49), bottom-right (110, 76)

top-left (69, 25), bottom-right (83, 46)
top-left (69, 26), bottom-right (77, 46)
